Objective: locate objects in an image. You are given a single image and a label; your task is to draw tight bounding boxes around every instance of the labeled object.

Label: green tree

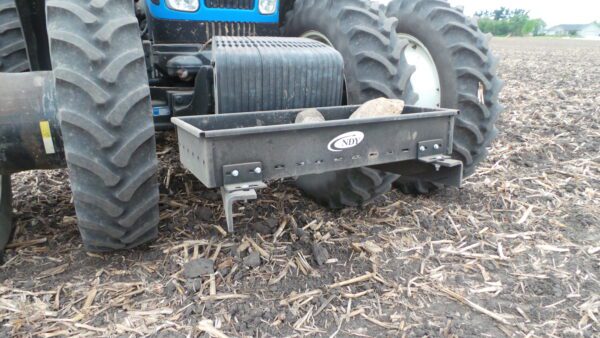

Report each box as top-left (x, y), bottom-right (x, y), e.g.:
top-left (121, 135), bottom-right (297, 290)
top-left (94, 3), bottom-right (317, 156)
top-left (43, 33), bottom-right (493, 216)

top-left (493, 7), bottom-right (510, 20)
top-left (476, 8), bottom-right (546, 37)
top-left (523, 18), bottom-right (546, 36)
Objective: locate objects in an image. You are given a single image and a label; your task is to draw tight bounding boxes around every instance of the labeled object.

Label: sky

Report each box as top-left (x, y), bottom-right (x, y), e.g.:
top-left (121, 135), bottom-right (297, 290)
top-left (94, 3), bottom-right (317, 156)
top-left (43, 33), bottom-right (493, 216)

top-left (376, 0), bottom-right (600, 27)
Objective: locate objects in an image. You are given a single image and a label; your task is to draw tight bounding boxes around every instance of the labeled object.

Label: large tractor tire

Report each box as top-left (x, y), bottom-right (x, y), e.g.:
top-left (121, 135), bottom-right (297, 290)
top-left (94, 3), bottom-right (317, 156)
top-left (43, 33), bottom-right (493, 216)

top-left (385, 0), bottom-right (503, 194)
top-left (46, 0), bottom-right (159, 251)
top-left (0, 0), bottom-right (29, 72)
top-left (283, 0), bottom-right (416, 209)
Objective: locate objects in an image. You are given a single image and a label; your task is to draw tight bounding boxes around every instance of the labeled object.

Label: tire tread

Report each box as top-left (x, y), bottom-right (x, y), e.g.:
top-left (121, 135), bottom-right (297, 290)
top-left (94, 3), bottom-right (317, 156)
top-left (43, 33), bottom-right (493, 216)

top-left (387, 0), bottom-right (503, 194)
top-left (47, 0), bottom-right (159, 251)
top-left (0, 0), bottom-right (29, 73)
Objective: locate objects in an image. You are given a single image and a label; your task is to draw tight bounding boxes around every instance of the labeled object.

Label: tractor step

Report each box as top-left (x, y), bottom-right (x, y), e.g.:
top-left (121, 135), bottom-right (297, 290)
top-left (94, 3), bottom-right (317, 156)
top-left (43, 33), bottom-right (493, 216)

top-left (172, 105), bottom-right (462, 230)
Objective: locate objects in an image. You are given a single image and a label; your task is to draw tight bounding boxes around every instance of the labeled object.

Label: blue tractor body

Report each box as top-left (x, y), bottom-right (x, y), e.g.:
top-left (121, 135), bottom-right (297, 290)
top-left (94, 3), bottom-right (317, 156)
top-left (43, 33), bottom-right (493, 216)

top-left (141, 0), bottom-right (289, 127)
top-left (144, 0), bottom-right (283, 44)
top-left (145, 0), bottom-right (280, 23)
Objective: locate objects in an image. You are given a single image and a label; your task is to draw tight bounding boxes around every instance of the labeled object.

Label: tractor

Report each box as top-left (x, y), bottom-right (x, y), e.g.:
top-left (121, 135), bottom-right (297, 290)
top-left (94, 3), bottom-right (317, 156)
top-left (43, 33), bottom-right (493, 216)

top-left (0, 0), bottom-right (501, 258)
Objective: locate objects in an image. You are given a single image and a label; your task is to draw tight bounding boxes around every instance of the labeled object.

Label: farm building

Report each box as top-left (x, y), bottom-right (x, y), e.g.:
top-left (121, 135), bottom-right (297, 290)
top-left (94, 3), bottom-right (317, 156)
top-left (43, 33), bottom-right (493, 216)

top-left (546, 23), bottom-right (600, 37)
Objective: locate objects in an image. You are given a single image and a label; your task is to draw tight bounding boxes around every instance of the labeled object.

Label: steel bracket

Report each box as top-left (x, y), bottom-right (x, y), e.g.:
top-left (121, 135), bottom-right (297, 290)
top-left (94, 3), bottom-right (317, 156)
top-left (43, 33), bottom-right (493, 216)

top-left (412, 139), bottom-right (463, 188)
top-left (221, 163), bottom-right (267, 232)
top-left (417, 155), bottom-right (463, 188)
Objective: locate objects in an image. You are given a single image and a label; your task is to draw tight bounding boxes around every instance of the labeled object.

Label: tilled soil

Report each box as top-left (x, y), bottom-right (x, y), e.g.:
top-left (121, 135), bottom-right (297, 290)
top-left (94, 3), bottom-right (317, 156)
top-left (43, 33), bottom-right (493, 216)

top-left (1, 38), bottom-right (599, 337)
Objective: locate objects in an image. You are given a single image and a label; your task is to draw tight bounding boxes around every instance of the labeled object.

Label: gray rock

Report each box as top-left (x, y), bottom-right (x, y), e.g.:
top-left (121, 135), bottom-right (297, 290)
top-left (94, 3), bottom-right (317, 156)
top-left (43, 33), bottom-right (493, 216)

top-left (183, 258), bottom-right (214, 278)
top-left (243, 251), bottom-right (261, 268)
top-left (295, 108), bottom-right (325, 124)
top-left (350, 98), bottom-right (405, 119)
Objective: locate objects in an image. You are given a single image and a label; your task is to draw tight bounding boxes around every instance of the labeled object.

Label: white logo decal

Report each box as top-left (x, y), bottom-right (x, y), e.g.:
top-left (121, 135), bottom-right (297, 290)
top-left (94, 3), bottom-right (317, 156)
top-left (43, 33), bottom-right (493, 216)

top-left (327, 131), bottom-right (365, 152)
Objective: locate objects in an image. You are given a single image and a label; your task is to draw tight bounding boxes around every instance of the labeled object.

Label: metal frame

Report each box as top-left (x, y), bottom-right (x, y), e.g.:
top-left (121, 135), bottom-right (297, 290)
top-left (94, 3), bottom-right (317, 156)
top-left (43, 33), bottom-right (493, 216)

top-left (173, 105), bottom-right (462, 230)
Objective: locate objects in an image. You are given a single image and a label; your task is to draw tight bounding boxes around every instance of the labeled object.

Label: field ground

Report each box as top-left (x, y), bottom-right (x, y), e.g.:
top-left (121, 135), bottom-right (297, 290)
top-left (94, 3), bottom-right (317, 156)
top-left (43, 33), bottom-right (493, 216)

top-left (1, 38), bottom-right (599, 337)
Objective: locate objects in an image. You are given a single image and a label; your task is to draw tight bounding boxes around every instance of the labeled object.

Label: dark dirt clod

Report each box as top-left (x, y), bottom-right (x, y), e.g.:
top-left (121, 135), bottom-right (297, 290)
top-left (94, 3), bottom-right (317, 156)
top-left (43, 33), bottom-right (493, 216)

top-left (312, 243), bottom-right (329, 266)
top-left (184, 278), bottom-right (203, 293)
top-left (202, 190), bottom-right (220, 201)
top-left (164, 281), bottom-right (177, 296)
top-left (250, 221), bottom-right (273, 235)
top-left (243, 251), bottom-right (261, 268)
top-left (251, 218), bottom-right (279, 235)
top-left (182, 258), bottom-right (214, 278)
top-left (194, 206), bottom-right (213, 222)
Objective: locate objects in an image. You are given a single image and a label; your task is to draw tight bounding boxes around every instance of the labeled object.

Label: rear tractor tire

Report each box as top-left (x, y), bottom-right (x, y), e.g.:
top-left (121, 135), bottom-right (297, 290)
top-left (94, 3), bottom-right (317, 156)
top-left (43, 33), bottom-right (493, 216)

top-left (283, 0), bottom-right (416, 209)
top-left (385, 0), bottom-right (503, 194)
top-left (46, 0), bottom-right (160, 251)
top-left (0, 0), bottom-right (29, 72)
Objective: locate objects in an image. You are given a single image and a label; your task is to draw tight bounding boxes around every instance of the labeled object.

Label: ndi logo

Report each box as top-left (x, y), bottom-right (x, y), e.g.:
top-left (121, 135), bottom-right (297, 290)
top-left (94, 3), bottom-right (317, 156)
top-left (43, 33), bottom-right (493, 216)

top-left (327, 131), bottom-right (365, 152)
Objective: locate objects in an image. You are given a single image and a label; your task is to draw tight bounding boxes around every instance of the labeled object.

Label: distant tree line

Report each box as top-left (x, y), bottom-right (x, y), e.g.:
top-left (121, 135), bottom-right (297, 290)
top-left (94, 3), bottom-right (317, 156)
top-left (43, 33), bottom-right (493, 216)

top-left (476, 7), bottom-right (546, 36)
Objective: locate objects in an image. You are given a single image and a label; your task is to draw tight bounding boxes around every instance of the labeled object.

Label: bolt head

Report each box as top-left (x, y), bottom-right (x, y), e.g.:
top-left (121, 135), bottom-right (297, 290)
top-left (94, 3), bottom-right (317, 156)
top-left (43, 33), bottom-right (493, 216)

top-left (254, 167), bottom-right (262, 174)
top-left (419, 146), bottom-right (427, 152)
top-left (231, 170), bottom-right (240, 177)
top-left (433, 144), bottom-right (440, 150)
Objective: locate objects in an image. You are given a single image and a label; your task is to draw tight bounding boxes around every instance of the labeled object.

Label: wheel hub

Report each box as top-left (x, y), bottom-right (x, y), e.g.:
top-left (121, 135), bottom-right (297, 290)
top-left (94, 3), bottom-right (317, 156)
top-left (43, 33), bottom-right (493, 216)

top-left (398, 33), bottom-right (442, 108)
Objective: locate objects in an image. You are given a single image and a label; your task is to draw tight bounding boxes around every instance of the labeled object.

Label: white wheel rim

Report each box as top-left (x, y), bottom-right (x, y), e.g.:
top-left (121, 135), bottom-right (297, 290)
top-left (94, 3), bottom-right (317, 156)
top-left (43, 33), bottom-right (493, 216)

top-left (398, 33), bottom-right (442, 108)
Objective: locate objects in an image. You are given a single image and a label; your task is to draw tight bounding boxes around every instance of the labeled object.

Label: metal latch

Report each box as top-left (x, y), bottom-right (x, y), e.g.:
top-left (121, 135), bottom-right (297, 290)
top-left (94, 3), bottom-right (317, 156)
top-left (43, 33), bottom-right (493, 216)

top-left (221, 162), bottom-right (267, 232)
top-left (416, 139), bottom-right (463, 188)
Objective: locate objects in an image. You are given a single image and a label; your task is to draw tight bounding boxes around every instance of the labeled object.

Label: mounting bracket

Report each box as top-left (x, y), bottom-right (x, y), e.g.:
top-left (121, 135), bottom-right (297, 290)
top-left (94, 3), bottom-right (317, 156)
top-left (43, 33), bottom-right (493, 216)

top-left (416, 139), bottom-right (463, 188)
top-left (220, 162), bottom-right (267, 232)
